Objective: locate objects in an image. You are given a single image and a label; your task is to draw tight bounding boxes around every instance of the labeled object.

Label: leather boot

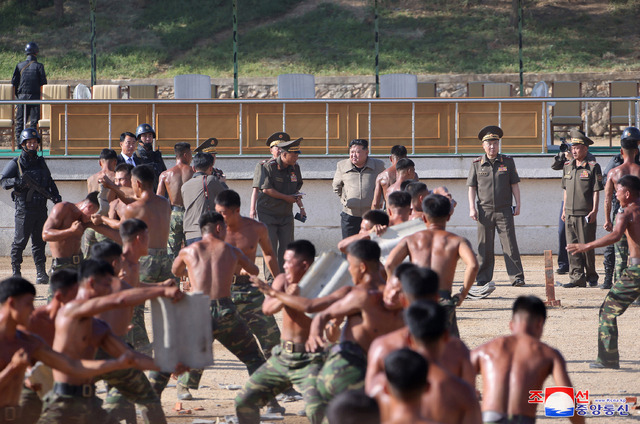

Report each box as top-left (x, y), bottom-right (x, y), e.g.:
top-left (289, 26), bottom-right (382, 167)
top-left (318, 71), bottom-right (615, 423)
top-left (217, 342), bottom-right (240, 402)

top-left (11, 264), bottom-right (20, 278)
top-left (36, 264), bottom-right (49, 285)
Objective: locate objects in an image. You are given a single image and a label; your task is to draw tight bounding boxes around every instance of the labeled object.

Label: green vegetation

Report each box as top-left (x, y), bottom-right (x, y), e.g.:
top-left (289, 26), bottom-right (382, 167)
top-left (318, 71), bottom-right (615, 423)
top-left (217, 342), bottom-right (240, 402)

top-left (0, 0), bottom-right (638, 80)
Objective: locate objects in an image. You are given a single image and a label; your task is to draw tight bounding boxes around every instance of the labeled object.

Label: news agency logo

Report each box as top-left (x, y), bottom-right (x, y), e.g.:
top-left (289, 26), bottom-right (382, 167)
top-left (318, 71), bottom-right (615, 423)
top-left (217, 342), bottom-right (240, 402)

top-left (528, 387), bottom-right (589, 417)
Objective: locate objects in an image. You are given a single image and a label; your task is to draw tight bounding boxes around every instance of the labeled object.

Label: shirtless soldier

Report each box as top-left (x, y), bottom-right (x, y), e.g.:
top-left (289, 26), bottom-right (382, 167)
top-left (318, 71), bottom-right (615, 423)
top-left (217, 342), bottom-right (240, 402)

top-left (602, 129), bottom-right (640, 288)
top-left (307, 239), bottom-right (406, 415)
top-left (471, 296), bottom-right (583, 424)
top-left (385, 194), bottom-right (479, 338)
top-left (386, 158), bottom-right (416, 198)
top-left (567, 175), bottom-right (640, 369)
top-left (156, 142), bottom-right (193, 258)
top-left (1, 277), bottom-right (138, 424)
top-left (372, 145), bottom-right (409, 210)
top-left (37, 260), bottom-right (183, 424)
top-left (107, 164), bottom-right (134, 223)
top-left (155, 212), bottom-right (268, 402)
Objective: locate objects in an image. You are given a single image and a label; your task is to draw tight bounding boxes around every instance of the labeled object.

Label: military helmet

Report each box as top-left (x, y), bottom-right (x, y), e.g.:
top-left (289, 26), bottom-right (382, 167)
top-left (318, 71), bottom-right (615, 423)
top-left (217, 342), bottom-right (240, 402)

top-left (135, 123), bottom-right (156, 141)
top-left (621, 127), bottom-right (640, 143)
top-left (25, 42), bottom-right (39, 55)
top-left (19, 128), bottom-right (41, 146)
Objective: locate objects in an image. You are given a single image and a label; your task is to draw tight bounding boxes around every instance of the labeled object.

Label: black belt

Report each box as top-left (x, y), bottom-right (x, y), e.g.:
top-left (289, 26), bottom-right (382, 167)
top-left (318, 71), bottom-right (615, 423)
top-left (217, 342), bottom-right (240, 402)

top-left (281, 341), bottom-right (306, 354)
top-left (53, 382), bottom-right (94, 398)
top-left (0, 406), bottom-right (20, 422)
top-left (210, 297), bottom-right (234, 308)
top-left (232, 275), bottom-right (252, 286)
top-left (52, 255), bottom-right (82, 266)
top-left (629, 257), bottom-right (640, 266)
top-left (171, 205), bottom-right (185, 212)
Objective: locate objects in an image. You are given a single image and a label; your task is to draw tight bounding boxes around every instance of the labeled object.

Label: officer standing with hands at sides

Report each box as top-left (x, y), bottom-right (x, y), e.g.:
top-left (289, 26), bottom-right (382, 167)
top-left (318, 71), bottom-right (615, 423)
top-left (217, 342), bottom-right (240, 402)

top-left (468, 125), bottom-right (526, 287)
top-left (1, 128), bottom-right (61, 283)
top-left (12, 42), bottom-right (47, 145)
top-left (135, 123), bottom-right (166, 180)
top-left (257, 136), bottom-right (305, 281)
top-left (250, 132), bottom-right (282, 219)
top-left (559, 129), bottom-right (603, 288)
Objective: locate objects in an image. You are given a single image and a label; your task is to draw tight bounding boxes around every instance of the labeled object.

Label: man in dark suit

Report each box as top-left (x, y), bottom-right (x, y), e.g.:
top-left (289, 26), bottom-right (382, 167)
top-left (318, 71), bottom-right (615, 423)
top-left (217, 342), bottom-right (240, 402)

top-left (117, 132), bottom-right (141, 167)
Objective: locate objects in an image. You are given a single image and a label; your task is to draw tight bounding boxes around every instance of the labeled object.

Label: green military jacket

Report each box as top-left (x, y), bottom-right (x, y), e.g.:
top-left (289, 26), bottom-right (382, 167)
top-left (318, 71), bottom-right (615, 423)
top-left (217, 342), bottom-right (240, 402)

top-left (562, 158), bottom-right (603, 216)
top-left (257, 157), bottom-right (303, 217)
top-left (467, 154), bottom-right (520, 210)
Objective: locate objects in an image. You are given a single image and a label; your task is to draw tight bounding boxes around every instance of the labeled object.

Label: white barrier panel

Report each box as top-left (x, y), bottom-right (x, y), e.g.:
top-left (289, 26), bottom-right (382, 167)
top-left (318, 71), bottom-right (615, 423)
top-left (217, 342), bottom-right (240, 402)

top-left (150, 292), bottom-right (213, 372)
top-left (298, 250), bottom-right (353, 309)
top-left (371, 219), bottom-right (427, 263)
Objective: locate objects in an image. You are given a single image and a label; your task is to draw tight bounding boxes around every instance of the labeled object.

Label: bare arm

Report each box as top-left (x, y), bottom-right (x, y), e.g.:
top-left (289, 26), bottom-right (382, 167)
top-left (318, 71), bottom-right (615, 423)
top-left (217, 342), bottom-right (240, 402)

top-left (551, 350), bottom-right (585, 424)
top-left (100, 176), bottom-right (136, 204)
top-left (364, 338), bottom-right (388, 397)
top-left (338, 231), bottom-right (371, 253)
top-left (603, 176), bottom-right (615, 231)
top-left (235, 247), bottom-right (260, 276)
top-left (88, 219), bottom-right (122, 244)
top-left (156, 173), bottom-right (167, 196)
top-left (42, 204), bottom-right (83, 242)
top-left (171, 250), bottom-right (188, 278)
top-left (99, 331), bottom-right (159, 372)
top-left (250, 187), bottom-right (259, 219)
top-left (384, 237), bottom-right (410, 278)
top-left (567, 209), bottom-right (628, 254)
top-left (457, 238), bottom-right (479, 306)
top-left (371, 175), bottom-right (384, 210)
top-left (0, 349), bottom-right (29, 391)
top-left (511, 183), bottom-right (521, 216)
top-left (468, 186), bottom-right (478, 221)
top-left (259, 275), bottom-right (287, 315)
top-left (306, 289), bottom-right (366, 351)
top-left (257, 224), bottom-right (280, 278)
top-left (253, 276), bottom-right (352, 314)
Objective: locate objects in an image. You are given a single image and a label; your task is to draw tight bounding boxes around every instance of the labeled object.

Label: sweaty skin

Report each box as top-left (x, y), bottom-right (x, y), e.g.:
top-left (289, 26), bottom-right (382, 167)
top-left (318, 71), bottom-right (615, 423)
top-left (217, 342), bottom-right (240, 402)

top-left (385, 222), bottom-right (478, 306)
top-left (603, 149), bottom-right (640, 231)
top-left (43, 200), bottom-right (108, 258)
top-left (156, 154), bottom-right (194, 207)
top-left (123, 179), bottom-right (171, 249)
top-left (372, 165), bottom-right (396, 210)
top-left (87, 160), bottom-right (116, 202)
top-left (172, 231), bottom-right (259, 300)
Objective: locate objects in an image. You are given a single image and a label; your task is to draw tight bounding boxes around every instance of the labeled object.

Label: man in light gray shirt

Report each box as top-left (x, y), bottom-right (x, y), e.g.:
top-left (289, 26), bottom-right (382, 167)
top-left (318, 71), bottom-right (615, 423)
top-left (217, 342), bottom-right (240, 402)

top-left (332, 139), bottom-right (385, 239)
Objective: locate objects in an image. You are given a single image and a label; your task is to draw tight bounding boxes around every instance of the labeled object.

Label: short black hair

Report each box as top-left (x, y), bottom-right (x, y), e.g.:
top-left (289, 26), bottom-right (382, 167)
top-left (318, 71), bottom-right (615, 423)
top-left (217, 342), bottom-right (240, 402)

top-left (362, 209), bottom-right (389, 227)
top-left (286, 240), bottom-right (316, 263)
top-left (422, 194), bottom-right (451, 219)
top-left (390, 145), bottom-right (408, 158)
top-left (384, 348), bottom-right (428, 398)
top-left (512, 296), bottom-right (547, 322)
top-left (393, 262), bottom-right (417, 279)
top-left (192, 152), bottom-right (214, 172)
top-left (80, 259), bottom-right (115, 281)
top-left (199, 211), bottom-right (225, 234)
top-left (50, 269), bottom-right (78, 295)
top-left (120, 132), bottom-right (136, 142)
top-left (395, 158), bottom-right (415, 172)
top-left (349, 139), bottom-right (369, 150)
top-left (405, 182), bottom-right (428, 200)
top-left (388, 190), bottom-right (411, 209)
top-left (400, 266), bottom-right (439, 299)
top-left (347, 239), bottom-right (381, 264)
top-left (0, 277), bottom-right (35, 304)
top-left (405, 300), bottom-right (447, 344)
top-left (215, 189), bottom-right (241, 209)
top-left (131, 165), bottom-right (155, 186)
top-left (115, 163), bottom-right (134, 175)
top-left (99, 148), bottom-right (117, 161)
top-left (174, 142), bottom-right (191, 156)
top-left (119, 218), bottom-right (148, 243)
top-left (90, 241), bottom-right (123, 263)
top-left (618, 175), bottom-right (640, 195)
top-left (85, 191), bottom-right (99, 208)
top-left (326, 390), bottom-right (380, 424)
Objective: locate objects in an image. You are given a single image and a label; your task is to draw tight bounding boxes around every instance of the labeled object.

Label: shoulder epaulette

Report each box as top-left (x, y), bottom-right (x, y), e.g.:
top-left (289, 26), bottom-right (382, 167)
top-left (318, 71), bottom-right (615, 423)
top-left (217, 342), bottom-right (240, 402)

top-left (502, 154), bottom-right (511, 159)
top-left (473, 156), bottom-right (482, 163)
top-left (588, 160), bottom-right (597, 167)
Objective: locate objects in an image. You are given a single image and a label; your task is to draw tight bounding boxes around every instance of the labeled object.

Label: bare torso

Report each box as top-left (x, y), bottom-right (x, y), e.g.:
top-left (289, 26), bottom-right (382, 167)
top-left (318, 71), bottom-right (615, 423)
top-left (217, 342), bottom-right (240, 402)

top-left (225, 217), bottom-right (265, 273)
top-left (405, 229), bottom-right (464, 292)
top-left (158, 163), bottom-right (194, 207)
top-left (96, 279), bottom-right (133, 337)
top-left (0, 331), bottom-right (43, 407)
top-left (273, 275), bottom-right (313, 344)
top-left (88, 169), bottom-right (116, 202)
top-left (123, 192), bottom-right (171, 249)
top-left (120, 256), bottom-right (141, 288)
top-left (620, 202), bottom-right (640, 258)
top-left (43, 202), bottom-right (88, 258)
top-left (27, 305), bottom-right (56, 347)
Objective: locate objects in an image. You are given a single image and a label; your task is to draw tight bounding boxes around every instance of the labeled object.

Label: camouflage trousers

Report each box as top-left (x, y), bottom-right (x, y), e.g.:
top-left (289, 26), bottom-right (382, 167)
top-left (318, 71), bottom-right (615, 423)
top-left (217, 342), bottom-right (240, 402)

top-left (139, 248), bottom-right (175, 284)
top-left (167, 208), bottom-right (185, 258)
top-left (439, 289), bottom-right (460, 339)
top-left (614, 234), bottom-right (629, 283)
top-left (597, 264), bottom-right (640, 367)
top-left (232, 277), bottom-right (281, 358)
top-left (123, 305), bottom-right (152, 355)
top-left (36, 384), bottom-right (117, 424)
top-left (150, 297), bottom-right (266, 395)
top-left (19, 385), bottom-right (42, 424)
top-left (81, 228), bottom-right (109, 259)
top-left (48, 255), bottom-right (83, 303)
top-left (235, 344), bottom-right (325, 424)
top-left (315, 341), bottom-right (367, 419)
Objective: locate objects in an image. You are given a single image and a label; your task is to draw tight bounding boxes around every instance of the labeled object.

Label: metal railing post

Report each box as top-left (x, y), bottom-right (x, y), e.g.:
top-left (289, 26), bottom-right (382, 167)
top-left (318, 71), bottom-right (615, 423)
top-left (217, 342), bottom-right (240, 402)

top-left (239, 103), bottom-right (243, 156)
top-left (454, 102), bottom-right (459, 155)
top-left (64, 103), bottom-right (68, 156)
top-left (282, 103), bottom-right (286, 131)
top-left (368, 102), bottom-right (372, 148)
top-left (108, 103), bottom-right (112, 149)
top-left (498, 101), bottom-right (502, 153)
top-left (196, 103), bottom-right (200, 147)
top-left (411, 102), bottom-right (415, 154)
top-left (325, 102), bottom-right (329, 155)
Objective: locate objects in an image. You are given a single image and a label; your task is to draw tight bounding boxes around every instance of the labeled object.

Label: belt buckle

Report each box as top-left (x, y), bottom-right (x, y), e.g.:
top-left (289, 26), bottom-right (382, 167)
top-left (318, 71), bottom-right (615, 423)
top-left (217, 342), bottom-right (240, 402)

top-left (284, 341), bottom-right (294, 354)
top-left (82, 384), bottom-right (92, 398)
top-left (72, 255), bottom-right (81, 265)
top-left (232, 275), bottom-right (237, 284)
top-left (4, 406), bottom-right (16, 422)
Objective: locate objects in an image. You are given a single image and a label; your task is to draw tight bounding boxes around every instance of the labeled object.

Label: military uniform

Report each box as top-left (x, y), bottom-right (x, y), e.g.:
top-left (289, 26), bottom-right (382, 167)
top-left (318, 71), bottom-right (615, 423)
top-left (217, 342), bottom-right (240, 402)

top-left (257, 139), bottom-right (303, 278)
top-left (167, 206), bottom-right (185, 258)
top-left (235, 343), bottom-right (325, 424)
top-left (561, 131), bottom-right (603, 287)
top-left (36, 382), bottom-right (118, 424)
top-left (12, 52), bottom-right (46, 143)
top-left (467, 126), bottom-right (524, 286)
top-left (135, 145), bottom-right (166, 181)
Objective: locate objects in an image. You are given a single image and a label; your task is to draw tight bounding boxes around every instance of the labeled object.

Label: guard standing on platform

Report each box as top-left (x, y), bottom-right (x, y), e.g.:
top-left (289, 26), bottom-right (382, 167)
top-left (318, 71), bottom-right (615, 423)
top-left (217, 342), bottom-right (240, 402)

top-left (560, 129), bottom-right (603, 288)
top-left (257, 136), bottom-right (305, 281)
top-left (135, 123), bottom-right (166, 180)
top-left (468, 125), bottom-right (526, 287)
top-left (0, 128), bottom-right (61, 283)
top-left (12, 42), bottom-right (47, 145)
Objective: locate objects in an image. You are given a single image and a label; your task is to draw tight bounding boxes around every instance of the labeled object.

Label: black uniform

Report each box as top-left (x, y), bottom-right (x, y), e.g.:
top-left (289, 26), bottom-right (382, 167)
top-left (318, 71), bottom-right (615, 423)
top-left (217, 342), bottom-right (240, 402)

top-left (11, 55), bottom-right (47, 142)
top-left (135, 145), bottom-right (166, 180)
top-left (0, 150), bottom-right (60, 272)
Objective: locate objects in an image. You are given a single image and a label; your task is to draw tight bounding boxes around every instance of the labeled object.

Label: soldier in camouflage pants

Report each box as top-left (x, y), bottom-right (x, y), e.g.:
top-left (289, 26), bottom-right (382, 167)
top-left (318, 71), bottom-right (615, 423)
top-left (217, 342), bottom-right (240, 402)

top-left (232, 276), bottom-right (281, 357)
top-left (150, 297), bottom-right (265, 394)
top-left (167, 207), bottom-right (185, 258)
top-left (36, 383), bottom-right (118, 424)
top-left (595, 264), bottom-right (640, 369)
top-left (235, 344), bottom-right (324, 424)
top-left (439, 290), bottom-right (460, 339)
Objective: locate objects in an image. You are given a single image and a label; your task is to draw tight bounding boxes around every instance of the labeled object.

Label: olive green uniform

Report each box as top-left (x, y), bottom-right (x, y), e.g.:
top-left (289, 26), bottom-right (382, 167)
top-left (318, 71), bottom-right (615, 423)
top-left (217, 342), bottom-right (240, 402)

top-left (257, 157), bottom-right (303, 280)
top-left (167, 206), bottom-right (185, 258)
top-left (467, 154), bottom-right (524, 285)
top-left (562, 158), bottom-right (604, 286)
top-left (36, 383), bottom-right (117, 424)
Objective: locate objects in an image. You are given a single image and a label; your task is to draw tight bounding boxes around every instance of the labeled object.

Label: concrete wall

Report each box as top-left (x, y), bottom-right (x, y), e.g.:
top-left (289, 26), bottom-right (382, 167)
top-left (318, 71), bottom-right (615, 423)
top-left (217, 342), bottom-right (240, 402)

top-left (0, 154), bottom-right (610, 257)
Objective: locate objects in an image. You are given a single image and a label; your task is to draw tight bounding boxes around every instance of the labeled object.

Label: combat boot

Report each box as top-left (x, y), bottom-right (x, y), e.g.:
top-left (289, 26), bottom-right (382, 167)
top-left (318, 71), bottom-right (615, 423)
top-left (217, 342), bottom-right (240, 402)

top-left (36, 264), bottom-right (49, 285)
top-left (176, 383), bottom-right (193, 400)
top-left (11, 264), bottom-right (21, 278)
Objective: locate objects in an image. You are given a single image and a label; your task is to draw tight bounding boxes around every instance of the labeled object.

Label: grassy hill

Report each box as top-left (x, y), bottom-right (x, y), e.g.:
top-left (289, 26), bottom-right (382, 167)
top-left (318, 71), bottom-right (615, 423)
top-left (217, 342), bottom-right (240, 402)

top-left (0, 0), bottom-right (638, 80)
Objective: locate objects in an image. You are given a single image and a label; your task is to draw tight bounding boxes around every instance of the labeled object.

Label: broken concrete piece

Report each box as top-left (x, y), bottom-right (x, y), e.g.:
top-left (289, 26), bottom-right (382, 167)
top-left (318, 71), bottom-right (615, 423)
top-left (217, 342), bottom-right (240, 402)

top-left (297, 250), bottom-right (353, 317)
top-left (371, 218), bottom-right (426, 263)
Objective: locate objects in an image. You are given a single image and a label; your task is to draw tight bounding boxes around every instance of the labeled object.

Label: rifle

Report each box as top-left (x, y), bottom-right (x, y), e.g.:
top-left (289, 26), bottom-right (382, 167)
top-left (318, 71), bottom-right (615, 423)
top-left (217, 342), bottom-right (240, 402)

top-left (21, 173), bottom-right (59, 203)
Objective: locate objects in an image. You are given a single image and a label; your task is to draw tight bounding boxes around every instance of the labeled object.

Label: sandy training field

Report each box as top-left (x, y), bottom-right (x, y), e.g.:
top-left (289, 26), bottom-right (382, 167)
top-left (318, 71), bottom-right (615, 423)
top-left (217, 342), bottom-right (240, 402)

top-left (15, 254), bottom-right (640, 423)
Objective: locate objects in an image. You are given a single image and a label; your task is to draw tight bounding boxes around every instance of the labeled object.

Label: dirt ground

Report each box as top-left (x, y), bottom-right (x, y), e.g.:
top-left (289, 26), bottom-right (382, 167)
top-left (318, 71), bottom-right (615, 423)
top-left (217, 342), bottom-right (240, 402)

top-left (14, 253), bottom-right (640, 423)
